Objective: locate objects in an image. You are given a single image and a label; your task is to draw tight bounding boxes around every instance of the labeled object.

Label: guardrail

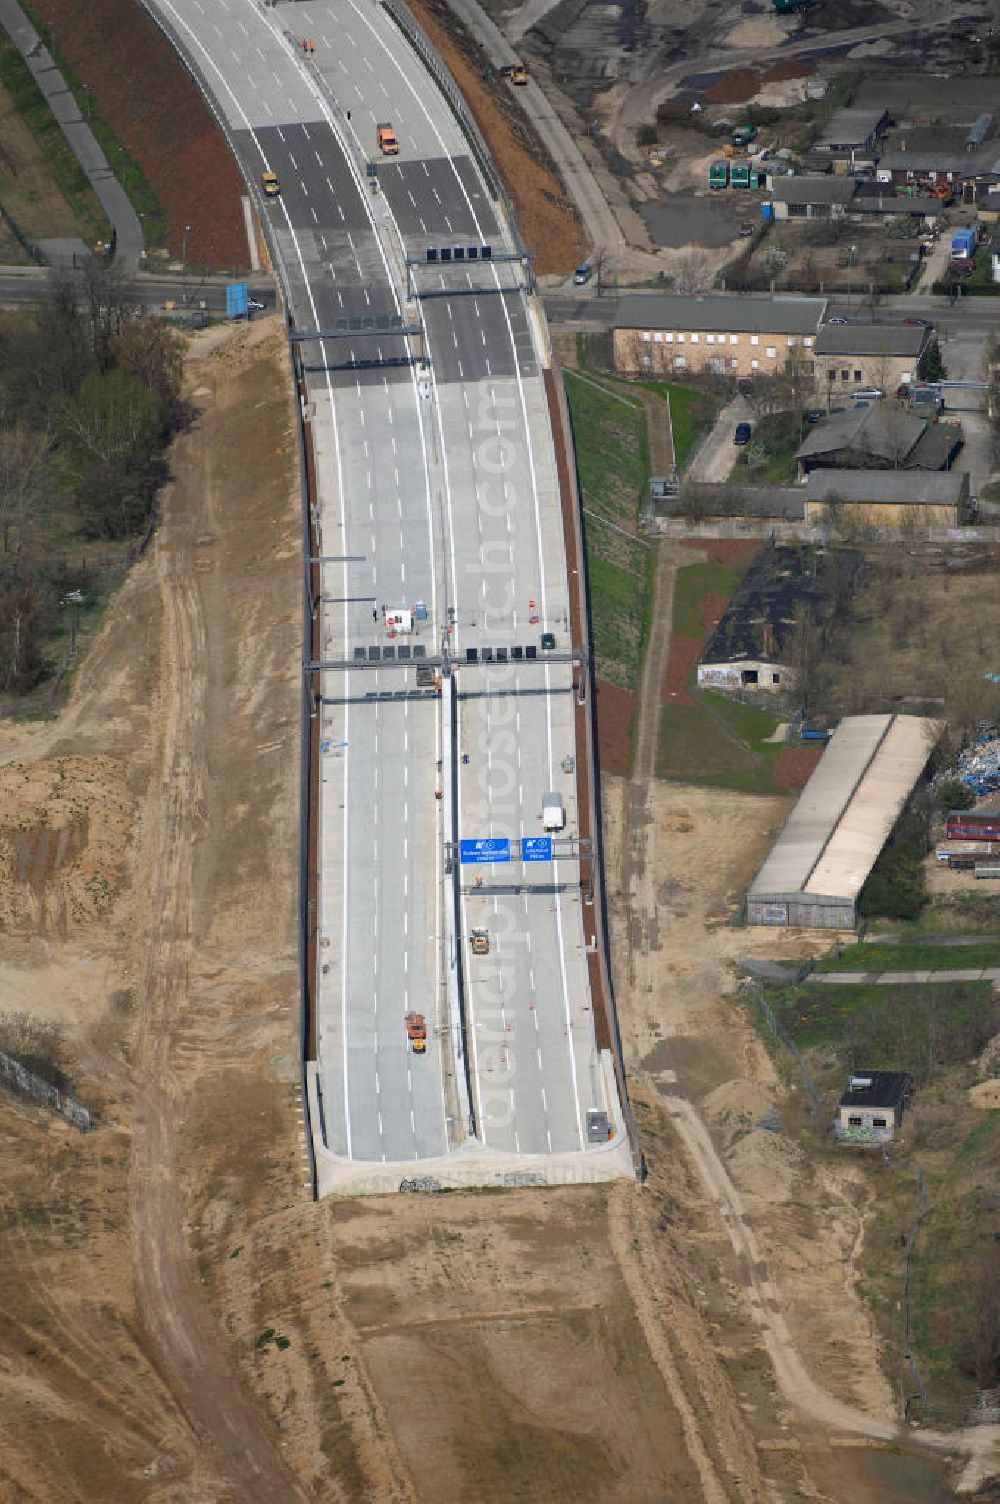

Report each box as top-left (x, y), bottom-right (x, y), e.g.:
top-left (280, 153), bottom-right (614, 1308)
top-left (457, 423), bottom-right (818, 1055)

top-left (290, 333), bottom-right (320, 1199)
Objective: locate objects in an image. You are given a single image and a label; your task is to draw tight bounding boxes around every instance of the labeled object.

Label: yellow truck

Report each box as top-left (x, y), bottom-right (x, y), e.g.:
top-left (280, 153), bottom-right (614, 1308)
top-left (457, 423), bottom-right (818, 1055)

top-left (500, 61), bottom-right (528, 84)
top-left (470, 928), bottom-right (490, 956)
top-left (376, 121), bottom-right (399, 156)
top-left (261, 171), bottom-right (280, 197)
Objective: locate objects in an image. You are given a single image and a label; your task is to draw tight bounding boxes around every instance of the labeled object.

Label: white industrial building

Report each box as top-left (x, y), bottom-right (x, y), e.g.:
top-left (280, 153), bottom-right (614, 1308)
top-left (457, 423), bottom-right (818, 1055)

top-left (747, 714), bottom-right (939, 929)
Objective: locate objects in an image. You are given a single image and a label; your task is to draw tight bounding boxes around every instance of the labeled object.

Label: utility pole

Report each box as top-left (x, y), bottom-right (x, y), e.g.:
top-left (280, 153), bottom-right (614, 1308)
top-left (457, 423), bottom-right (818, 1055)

top-left (181, 223), bottom-right (192, 305)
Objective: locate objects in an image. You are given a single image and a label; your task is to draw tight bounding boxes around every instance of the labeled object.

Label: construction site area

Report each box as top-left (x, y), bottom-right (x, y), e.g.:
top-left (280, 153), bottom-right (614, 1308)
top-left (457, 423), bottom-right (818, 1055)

top-left (0, 0), bottom-right (999, 1498)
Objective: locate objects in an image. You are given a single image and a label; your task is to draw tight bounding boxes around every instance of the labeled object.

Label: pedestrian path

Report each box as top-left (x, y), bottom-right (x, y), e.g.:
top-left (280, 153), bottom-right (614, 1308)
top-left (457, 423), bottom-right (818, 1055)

top-left (815, 967), bottom-right (1000, 985)
top-left (0, 0), bottom-right (143, 270)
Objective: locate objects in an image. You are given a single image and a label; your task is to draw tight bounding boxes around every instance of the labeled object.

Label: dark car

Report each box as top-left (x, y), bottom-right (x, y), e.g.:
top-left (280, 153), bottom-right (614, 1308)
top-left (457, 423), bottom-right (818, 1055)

top-left (733, 422), bottom-right (752, 445)
top-left (573, 264), bottom-right (592, 285)
top-left (541, 631), bottom-right (556, 650)
top-left (805, 408), bottom-right (824, 424)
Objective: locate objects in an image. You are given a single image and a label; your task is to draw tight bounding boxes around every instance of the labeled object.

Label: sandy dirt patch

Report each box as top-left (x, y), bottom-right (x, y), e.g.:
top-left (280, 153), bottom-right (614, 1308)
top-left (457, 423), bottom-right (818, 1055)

top-left (968, 1078), bottom-right (1000, 1110)
top-left (0, 755), bottom-right (132, 936)
top-left (724, 18), bottom-right (787, 48)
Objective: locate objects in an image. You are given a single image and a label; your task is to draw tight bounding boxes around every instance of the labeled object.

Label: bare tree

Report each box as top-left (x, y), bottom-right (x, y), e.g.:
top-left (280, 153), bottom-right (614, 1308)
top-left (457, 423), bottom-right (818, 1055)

top-left (78, 258), bottom-right (143, 371)
top-left (744, 374), bottom-right (786, 424)
top-left (0, 424), bottom-right (52, 554)
top-left (672, 251), bottom-right (712, 295)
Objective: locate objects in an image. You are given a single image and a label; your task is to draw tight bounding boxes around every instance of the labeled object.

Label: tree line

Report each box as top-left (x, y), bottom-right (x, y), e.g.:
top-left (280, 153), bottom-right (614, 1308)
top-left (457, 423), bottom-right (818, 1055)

top-left (0, 262), bottom-right (184, 695)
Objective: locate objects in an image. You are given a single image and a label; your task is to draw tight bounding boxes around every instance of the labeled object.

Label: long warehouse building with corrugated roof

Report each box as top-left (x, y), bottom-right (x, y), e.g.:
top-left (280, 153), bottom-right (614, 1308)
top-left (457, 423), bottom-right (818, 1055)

top-left (747, 714), bottom-right (939, 929)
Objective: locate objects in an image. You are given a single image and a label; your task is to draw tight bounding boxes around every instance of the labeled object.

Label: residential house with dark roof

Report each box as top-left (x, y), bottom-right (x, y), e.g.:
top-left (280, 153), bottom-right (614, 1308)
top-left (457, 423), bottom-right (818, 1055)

top-left (696, 541), bottom-right (860, 696)
top-left (795, 404), bottom-right (964, 478)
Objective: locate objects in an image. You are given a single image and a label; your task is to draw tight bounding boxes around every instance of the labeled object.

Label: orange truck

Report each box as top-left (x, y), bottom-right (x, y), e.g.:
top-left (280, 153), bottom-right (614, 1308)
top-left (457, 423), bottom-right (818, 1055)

top-left (406, 1012), bottom-right (426, 1053)
top-left (376, 121), bottom-right (399, 156)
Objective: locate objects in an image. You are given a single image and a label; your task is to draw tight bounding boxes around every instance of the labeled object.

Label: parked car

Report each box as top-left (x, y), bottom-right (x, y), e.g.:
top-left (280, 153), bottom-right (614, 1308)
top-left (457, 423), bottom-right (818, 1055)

top-left (851, 387), bottom-right (884, 403)
top-left (573, 263), bottom-right (592, 285)
top-left (733, 422), bottom-right (752, 445)
top-left (738, 222), bottom-right (755, 238)
top-left (805, 408), bottom-right (825, 424)
top-left (826, 315), bottom-right (853, 325)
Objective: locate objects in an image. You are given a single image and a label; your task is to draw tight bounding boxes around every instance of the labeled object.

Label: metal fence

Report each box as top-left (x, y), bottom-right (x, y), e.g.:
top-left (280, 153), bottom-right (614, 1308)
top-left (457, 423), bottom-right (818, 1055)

top-left (742, 981), bottom-right (822, 1123)
top-left (0, 1047), bottom-right (91, 1130)
top-left (651, 517), bottom-right (1000, 545)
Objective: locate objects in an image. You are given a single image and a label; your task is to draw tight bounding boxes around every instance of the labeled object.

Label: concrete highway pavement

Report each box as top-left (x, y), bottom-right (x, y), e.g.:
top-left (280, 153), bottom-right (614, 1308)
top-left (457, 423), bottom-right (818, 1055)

top-left (144, 0), bottom-right (629, 1188)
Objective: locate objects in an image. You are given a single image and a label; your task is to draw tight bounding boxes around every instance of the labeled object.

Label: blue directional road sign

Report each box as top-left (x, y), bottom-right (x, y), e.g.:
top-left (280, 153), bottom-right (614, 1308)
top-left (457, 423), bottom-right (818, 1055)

top-left (522, 837), bottom-right (553, 862)
top-left (459, 837), bottom-right (511, 865)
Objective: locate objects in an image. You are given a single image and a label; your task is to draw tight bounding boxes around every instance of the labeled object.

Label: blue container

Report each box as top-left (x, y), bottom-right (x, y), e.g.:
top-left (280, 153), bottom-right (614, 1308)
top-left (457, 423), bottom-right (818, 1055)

top-left (760, 202), bottom-right (774, 221)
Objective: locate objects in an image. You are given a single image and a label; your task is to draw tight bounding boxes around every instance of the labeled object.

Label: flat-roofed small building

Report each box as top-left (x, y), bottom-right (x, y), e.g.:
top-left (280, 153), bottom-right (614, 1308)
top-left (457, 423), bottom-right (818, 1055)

top-left (613, 294), bottom-right (826, 380)
top-left (835, 1072), bottom-right (912, 1144)
top-left (747, 713), bottom-right (940, 929)
top-left (770, 175), bottom-right (859, 219)
top-left (816, 108), bottom-right (890, 169)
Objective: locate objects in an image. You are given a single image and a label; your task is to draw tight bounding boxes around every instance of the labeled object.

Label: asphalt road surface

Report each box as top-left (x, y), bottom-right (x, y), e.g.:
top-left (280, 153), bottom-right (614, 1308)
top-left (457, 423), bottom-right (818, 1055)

top-left (144, 0), bottom-right (623, 1186)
